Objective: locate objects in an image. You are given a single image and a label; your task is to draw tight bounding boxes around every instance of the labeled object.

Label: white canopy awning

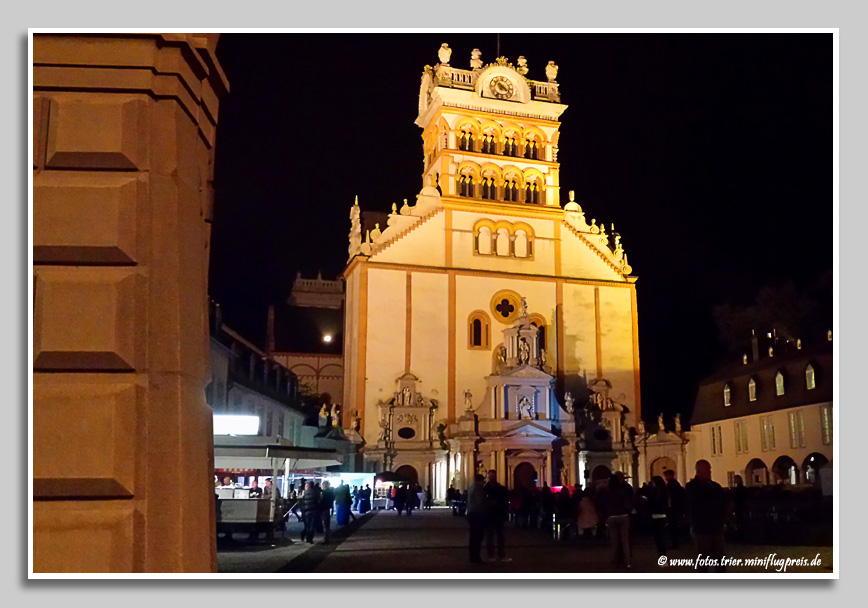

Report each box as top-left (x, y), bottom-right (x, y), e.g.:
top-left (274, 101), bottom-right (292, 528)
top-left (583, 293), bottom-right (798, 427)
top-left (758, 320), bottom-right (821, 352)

top-left (214, 437), bottom-right (342, 471)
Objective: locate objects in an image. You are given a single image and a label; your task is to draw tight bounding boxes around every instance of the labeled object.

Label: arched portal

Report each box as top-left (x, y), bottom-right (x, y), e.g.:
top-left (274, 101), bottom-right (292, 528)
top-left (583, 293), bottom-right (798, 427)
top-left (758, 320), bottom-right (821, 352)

top-left (591, 465), bottom-right (611, 482)
top-left (772, 455), bottom-right (799, 485)
top-left (394, 464), bottom-right (418, 486)
top-left (650, 456), bottom-right (677, 479)
top-left (513, 462), bottom-right (538, 491)
top-left (802, 452), bottom-right (829, 485)
top-left (745, 458), bottom-right (769, 487)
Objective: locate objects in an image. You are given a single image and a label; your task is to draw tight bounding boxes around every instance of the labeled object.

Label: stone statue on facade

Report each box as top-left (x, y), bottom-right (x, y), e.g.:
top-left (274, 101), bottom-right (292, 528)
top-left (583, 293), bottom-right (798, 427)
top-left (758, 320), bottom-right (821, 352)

top-left (470, 48), bottom-right (483, 69)
top-left (674, 414), bottom-right (682, 434)
top-left (402, 386), bottom-right (412, 406)
top-left (464, 389), bottom-right (473, 412)
top-left (520, 296), bottom-right (528, 317)
top-left (657, 413), bottom-right (665, 434)
top-left (330, 403), bottom-right (341, 426)
top-left (516, 55), bottom-right (528, 75)
top-left (318, 404), bottom-right (329, 427)
top-left (518, 337), bottom-right (530, 365)
top-left (564, 392), bottom-right (575, 415)
top-left (348, 196), bottom-right (361, 257)
top-left (378, 417), bottom-right (388, 441)
top-left (351, 409), bottom-right (361, 432)
top-left (497, 345), bottom-right (507, 367)
top-left (518, 396), bottom-right (533, 419)
top-left (438, 43), bottom-right (452, 65)
top-left (545, 61), bottom-right (558, 82)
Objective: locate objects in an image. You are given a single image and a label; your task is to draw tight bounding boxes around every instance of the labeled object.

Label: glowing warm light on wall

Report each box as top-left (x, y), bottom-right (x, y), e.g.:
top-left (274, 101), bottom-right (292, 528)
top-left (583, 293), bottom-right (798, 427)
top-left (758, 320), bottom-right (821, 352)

top-left (323, 334), bottom-right (333, 343)
top-left (213, 414), bottom-right (260, 435)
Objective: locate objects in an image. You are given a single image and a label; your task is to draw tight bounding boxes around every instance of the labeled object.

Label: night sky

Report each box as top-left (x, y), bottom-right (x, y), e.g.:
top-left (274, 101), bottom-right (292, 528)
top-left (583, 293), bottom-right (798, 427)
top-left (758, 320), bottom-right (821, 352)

top-left (209, 33), bottom-right (832, 424)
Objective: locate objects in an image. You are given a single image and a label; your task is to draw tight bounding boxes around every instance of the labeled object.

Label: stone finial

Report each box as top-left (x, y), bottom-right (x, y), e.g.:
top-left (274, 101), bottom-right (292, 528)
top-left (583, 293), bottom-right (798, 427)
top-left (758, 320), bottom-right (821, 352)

top-left (564, 189), bottom-right (581, 212)
top-left (370, 223), bottom-right (382, 242)
top-left (769, 346), bottom-right (774, 357)
top-left (545, 61), bottom-right (558, 82)
top-left (656, 413), bottom-right (664, 433)
top-left (400, 198), bottom-right (411, 215)
top-left (517, 55), bottom-right (528, 75)
top-left (391, 202), bottom-right (397, 214)
top-left (797, 338), bottom-right (802, 350)
top-left (637, 419), bottom-right (646, 436)
top-left (743, 353), bottom-right (748, 364)
top-left (438, 43), bottom-right (452, 65)
top-left (470, 48), bottom-right (483, 69)
top-left (674, 414), bottom-right (682, 433)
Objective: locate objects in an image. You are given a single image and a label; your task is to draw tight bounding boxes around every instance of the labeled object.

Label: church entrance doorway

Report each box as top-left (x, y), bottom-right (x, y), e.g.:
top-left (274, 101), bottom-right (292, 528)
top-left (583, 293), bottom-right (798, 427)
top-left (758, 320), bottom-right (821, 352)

top-left (394, 464), bottom-right (418, 486)
top-left (591, 465), bottom-right (611, 484)
top-left (513, 462), bottom-right (537, 491)
top-left (650, 456), bottom-right (676, 479)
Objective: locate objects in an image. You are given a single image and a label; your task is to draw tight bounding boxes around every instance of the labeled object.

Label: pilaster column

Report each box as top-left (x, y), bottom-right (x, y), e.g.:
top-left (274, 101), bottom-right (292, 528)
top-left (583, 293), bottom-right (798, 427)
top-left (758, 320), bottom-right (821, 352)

top-left (32, 33), bottom-right (228, 574)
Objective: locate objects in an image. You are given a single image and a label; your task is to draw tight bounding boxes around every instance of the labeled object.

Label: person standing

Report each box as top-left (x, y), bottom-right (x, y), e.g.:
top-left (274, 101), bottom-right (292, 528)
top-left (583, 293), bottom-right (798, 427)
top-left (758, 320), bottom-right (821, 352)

top-left (664, 469), bottom-right (686, 549)
top-left (466, 473), bottom-right (487, 564)
top-left (320, 480), bottom-right (335, 544)
top-left (686, 460), bottom-right (728, 572)
top-left (577, 487), bottom-right (600, 539)
top-left (603, 472), bottom-right (634, 568)
top-left (301, 481), bottom-right (321, 544)
top-left (484, 469), bottom-right (511, 562)
top-left (394, 483), bottom-right (406, 516)
top-left (647, 476), bottom-right (669, 558)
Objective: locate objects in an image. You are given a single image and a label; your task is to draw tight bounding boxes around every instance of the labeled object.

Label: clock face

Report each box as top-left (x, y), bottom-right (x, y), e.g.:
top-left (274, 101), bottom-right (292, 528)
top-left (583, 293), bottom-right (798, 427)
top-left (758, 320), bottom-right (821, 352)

top-left (489, 76), bottom-right (515, 100)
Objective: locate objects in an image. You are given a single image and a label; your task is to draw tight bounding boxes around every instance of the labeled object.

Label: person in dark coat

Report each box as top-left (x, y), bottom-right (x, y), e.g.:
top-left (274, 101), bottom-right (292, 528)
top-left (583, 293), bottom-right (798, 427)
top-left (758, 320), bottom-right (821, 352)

top-left (466, 474), bottom-right (487, 564)
top-left (301, 481), bottom-right (321, 544)
top-left (484, 469), bottom-right (511, 562)
top-left (686, 460), bottom-right (728, 572)
top-left (647, 476), bottom-right (669, 558)
top-left (320, 481), bottom-right (335, 544)
top-left (394, 483), bottom-right (406, 515)
top-left (603, 472), bottom-right (634, 568)
top-left (664, 469), bottom-right (686, 549)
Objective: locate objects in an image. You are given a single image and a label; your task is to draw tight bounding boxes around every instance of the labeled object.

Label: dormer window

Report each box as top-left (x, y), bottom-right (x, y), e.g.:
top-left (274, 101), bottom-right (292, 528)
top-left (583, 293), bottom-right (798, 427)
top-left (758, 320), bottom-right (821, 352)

top-left (775, 371), bottom-right (785, 396)
top-left (723, 383), bottom-right (731, 407)
top-left (748, 377), bottom-right (757, 402)
top-left (805, 364), bottom-right (816, 390)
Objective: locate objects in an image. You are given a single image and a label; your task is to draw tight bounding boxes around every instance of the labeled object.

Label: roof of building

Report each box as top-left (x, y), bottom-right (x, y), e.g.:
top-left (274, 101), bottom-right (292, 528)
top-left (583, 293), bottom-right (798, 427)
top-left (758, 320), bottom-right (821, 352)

top-left (690, 337), bottom-right (832, 426)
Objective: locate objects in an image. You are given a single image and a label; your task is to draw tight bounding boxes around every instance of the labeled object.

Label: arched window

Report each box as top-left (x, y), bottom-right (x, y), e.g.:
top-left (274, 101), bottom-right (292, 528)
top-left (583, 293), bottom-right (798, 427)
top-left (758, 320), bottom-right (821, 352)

top-left (524, 181), bottom-right (532, 203)
top-left (775, 371), bottom-right (785, 396)
top-left (723, 383), bottom-right (731, 407)
top-left (805, 364), bottom-right (816, 390)
top-left (514, 229), bottom-right (529, 258)
top-left (530, 182), bottom-right (540, 205)
top-left (496, 228), bottom-right (511, 256)
top-left (476, 226), bottom-right (492, 255)
top-left (459, 130), bottom-right (475, 152)
top-left (459, 174), bottom-right (475, 197)
top-left (748, 377), bottom-right (757, 402)
top-left (468, 312), bottom-right (490, 349)
top-left (524, 138), bottom-right (539, 160)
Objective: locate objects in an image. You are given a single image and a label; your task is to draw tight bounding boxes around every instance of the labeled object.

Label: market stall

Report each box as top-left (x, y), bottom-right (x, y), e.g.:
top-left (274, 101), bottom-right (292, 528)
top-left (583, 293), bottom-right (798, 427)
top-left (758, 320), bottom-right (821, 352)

top-left (213, 436), bottom-right (342, 538)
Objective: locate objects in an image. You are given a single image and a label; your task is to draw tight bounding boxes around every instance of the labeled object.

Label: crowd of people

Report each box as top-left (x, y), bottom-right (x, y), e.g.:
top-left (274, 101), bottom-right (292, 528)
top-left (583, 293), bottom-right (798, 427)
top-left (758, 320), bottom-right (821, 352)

top-left (456, 460), bottom-right (730, 570)
top-left (384, 482), bottom-right (433, 515)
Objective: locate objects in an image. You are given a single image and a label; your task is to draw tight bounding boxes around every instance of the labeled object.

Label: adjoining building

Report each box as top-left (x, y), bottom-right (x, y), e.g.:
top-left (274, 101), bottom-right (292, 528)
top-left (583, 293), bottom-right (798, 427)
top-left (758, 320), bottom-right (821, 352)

top-left (268, 272), bottom-right (345, 413)
top-left (341, 45), bottom-right (642, 497)
top-left (687, 332), bottom-right (833, 490)
top-left (208, 301), bottom-right (359, 480)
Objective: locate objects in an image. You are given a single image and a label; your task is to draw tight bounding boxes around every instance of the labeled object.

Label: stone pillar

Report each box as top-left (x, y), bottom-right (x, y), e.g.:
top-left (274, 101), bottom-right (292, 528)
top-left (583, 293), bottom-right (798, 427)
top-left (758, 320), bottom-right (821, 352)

top-left (677, 444), bottom-right (687, 483)
top-left (33, 33), bottom-right (229, 573)
top-left (546, 451), bottom-right (553, 486)
top-left (638, 448), bottom-right (647, 487)
top-left (497, 450), bottom-right (507, 485)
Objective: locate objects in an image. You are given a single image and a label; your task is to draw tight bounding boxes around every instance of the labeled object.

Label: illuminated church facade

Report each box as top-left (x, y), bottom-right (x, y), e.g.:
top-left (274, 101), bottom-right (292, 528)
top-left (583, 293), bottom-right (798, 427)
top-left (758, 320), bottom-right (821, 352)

top-left (342, 45), bottom-right (641, 499)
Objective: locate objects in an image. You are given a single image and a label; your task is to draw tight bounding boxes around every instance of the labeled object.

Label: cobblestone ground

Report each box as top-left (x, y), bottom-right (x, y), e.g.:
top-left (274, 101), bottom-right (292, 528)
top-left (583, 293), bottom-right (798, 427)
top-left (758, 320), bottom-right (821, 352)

top-left (217, 507), bottom-right (833, 575)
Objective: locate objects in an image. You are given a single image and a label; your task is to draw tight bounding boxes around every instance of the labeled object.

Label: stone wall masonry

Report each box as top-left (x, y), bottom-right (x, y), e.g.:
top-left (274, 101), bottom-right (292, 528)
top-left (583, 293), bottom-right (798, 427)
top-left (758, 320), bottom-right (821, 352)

top-left (32, 33), bottom-right (229, 573)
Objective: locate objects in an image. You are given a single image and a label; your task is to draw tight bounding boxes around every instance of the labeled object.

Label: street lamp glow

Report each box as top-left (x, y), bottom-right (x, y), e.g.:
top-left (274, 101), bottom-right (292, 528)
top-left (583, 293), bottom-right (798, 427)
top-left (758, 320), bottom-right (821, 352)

top-left (323, 334), bottom-right (333, 343)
